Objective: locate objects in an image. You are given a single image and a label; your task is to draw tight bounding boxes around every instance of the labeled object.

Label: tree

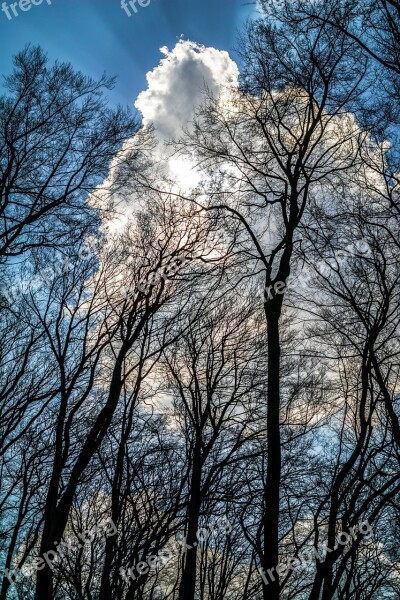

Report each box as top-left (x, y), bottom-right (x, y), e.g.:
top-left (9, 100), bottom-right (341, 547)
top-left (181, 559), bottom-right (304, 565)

top-left (175, 11), bottom-right (366, 598)
top-left (0, 46), bottom-right (136, 261)
top-left (163, 291), bottom-right (266, 600)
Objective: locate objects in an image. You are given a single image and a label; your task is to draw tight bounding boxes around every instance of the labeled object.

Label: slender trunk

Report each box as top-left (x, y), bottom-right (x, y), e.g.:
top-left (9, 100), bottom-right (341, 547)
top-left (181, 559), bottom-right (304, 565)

top-left (178, 445), bottom-right (202, 600)
top-left (99, 409), bottom-right (129, 600)
top-left (33, 517), bottom-right (57, 600)
top-left (98, 480), bottom-right (121, 600)
top-left (308, 349), bottom-right (373, 600)
top-left (262, 299), bottom-right (282, 600)
top-left (0, 486), bottom-right (33, 600)
top-left (34, 357), bottom-right (125, 600)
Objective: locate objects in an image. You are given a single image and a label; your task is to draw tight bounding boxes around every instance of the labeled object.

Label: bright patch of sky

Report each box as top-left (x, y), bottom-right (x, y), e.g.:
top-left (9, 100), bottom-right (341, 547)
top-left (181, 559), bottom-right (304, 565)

top-left (0, 0), bottom-right (257, 109)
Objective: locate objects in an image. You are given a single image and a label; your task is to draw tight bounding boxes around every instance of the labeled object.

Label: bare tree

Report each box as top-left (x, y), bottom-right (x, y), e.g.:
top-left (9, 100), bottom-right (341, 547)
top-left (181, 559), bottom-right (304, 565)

top-left (0, 46), bottom-right (136, 261)
top-left (174, 11), bottom-right (366, 598)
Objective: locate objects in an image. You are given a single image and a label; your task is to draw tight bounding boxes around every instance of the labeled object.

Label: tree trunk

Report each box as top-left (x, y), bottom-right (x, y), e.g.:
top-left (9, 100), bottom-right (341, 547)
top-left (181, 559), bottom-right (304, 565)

top-left (34, 357), bottom-right (125, 600)
top-left (178, 446), bottom-right (202, 600)
top-left (262, 298), bottom-right (282, 600)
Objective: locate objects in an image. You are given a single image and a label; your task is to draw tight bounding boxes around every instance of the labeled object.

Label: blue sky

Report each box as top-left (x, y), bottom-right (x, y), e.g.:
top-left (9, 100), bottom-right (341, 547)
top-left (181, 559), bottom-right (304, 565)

top-left (0, 0), bottom-right (256, 110)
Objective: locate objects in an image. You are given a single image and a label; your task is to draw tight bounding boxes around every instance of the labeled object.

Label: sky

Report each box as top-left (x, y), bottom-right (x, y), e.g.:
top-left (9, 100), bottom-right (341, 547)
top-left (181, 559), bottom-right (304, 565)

top-left (0, 0), bottom-right (257, 110)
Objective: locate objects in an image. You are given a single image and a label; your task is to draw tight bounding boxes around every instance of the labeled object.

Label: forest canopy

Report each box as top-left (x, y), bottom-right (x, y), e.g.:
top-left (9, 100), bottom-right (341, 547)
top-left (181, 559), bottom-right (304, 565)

top-left (0, 1), bottom-right (400, 599)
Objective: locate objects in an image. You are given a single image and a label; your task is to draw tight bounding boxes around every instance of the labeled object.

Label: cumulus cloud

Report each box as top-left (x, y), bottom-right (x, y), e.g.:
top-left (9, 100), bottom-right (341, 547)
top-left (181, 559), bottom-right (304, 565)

top-left (92, 40), bottom-right (240, 226)
top-left (135, 40), bottom-right (239, 141)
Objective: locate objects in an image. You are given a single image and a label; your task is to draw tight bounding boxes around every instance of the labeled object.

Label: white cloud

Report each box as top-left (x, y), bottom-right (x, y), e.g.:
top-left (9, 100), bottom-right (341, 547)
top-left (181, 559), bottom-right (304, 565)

top-left (135, 40), bottom-right (239, 142)
top-left (91, 41), bottom-right (239, 234)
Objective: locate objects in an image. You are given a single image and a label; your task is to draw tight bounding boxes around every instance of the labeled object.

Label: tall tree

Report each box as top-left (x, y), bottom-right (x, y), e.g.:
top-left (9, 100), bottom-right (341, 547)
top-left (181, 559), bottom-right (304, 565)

top-left (176, 13), bottom-right (366, 598)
